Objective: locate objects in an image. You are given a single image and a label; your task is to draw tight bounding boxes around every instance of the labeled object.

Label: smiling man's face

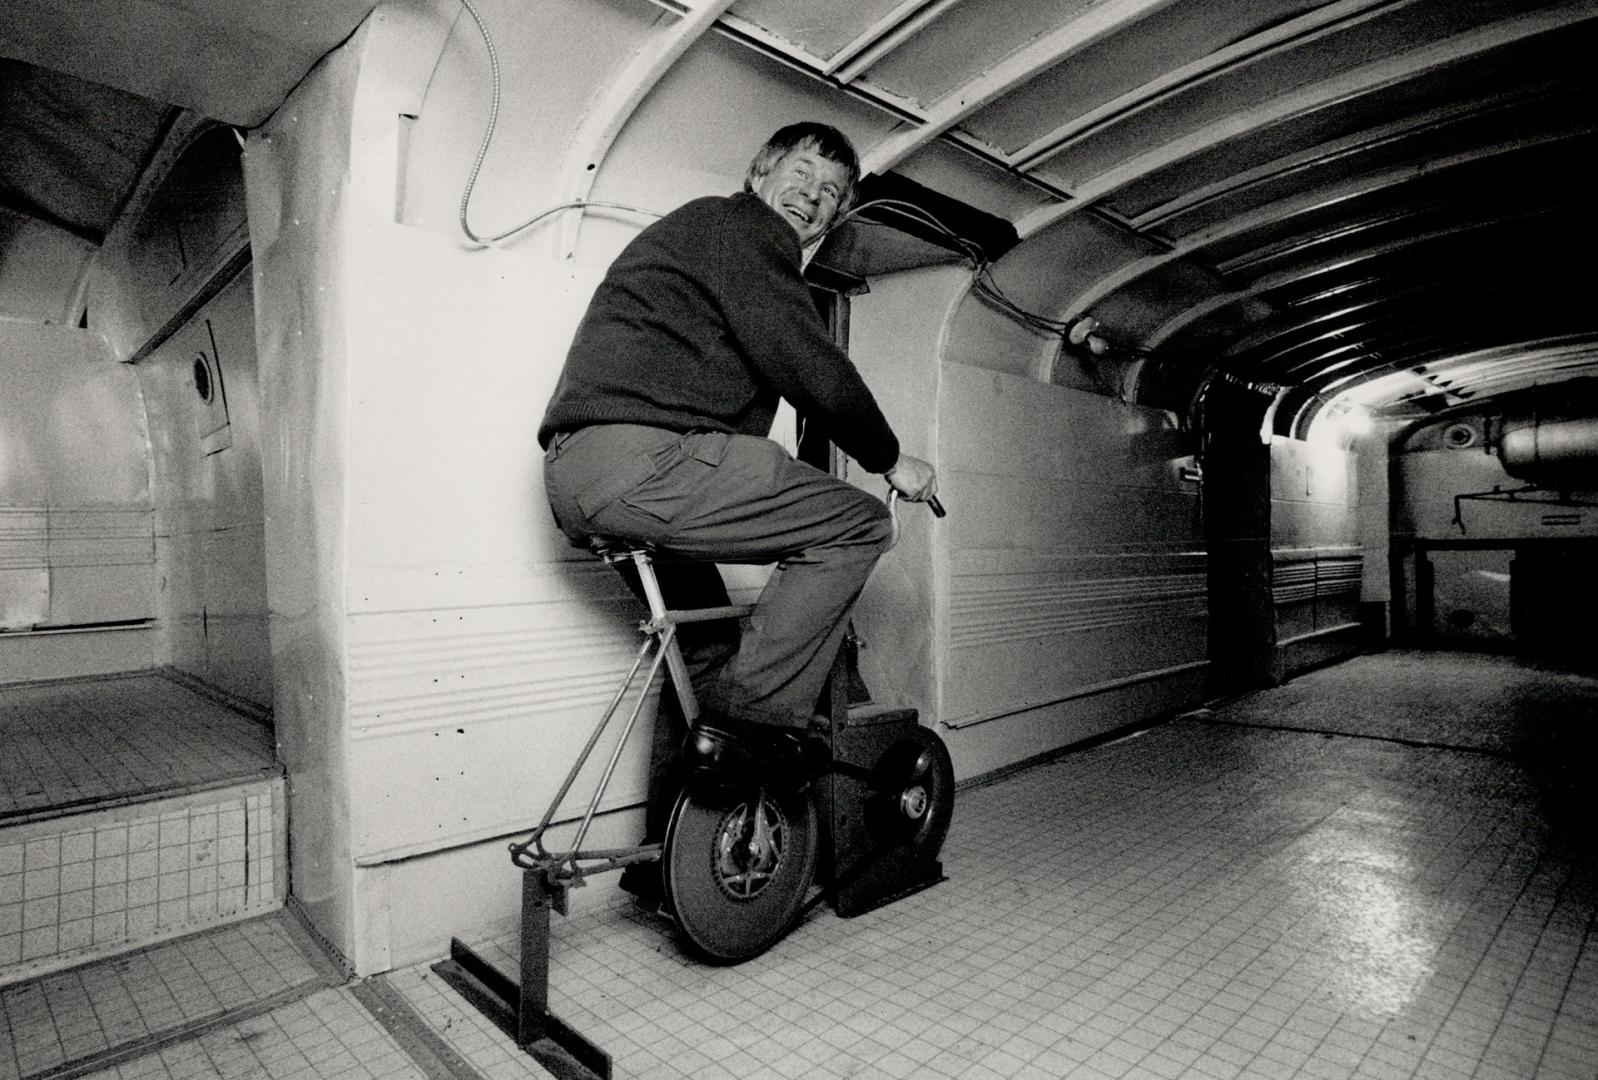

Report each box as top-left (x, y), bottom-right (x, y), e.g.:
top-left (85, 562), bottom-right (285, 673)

top-left (751, 141), bottom-right (851, 248)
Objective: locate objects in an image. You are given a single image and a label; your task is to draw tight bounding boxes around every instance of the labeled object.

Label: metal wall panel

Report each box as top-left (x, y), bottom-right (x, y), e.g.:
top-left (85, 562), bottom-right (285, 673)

top-left (0, 323), bottom-right (154, 637)
top-left (937, 363), bottom-right (1207, 731)
top-left (134, 268), bottom-right (271, 706)
top-left (0, 510), bottom-right (50, 629)
top-left (345, 585), bottom-right (658, 861)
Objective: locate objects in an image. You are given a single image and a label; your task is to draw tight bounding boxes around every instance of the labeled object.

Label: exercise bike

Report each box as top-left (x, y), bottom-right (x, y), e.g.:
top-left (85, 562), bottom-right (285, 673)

top-left (436, 491), bottom-right (954, 1080)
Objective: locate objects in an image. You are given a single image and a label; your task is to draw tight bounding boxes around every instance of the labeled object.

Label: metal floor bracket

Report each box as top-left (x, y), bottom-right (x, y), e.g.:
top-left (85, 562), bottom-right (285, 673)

top-left (431, 870), bottom-right (611, 1080)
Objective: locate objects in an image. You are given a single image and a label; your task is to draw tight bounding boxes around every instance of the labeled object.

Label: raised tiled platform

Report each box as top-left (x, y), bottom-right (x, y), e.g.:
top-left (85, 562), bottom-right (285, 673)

top-left (0, 780), bottom-right (285, 987)
top-left (0, 672), bottom-right (283, 988)
top-left (0, 673), bottom-right (274, 821)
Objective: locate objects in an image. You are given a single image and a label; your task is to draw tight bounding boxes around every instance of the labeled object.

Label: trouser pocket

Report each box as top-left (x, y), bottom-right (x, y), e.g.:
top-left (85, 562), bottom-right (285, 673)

top-left (614, 430), bottom-right (730, 526)
top-left (544, 425), bottom-right (731, 541)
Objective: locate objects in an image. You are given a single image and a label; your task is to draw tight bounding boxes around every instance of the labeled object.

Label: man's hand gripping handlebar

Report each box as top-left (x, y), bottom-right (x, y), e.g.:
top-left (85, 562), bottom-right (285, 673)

top-left (883, 452), bottom-right (944, 546)
top-left (884, 453), bottom-right (938, 507)
top-left (885, 488), bottom-right (945, 549)
top-left (898, 491), bottom-right (946, 517)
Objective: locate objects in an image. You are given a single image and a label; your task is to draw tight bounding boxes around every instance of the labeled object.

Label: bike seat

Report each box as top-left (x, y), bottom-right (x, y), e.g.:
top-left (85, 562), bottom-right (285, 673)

top-left (587, 537), bottom-right (719, 571)
top-left (587, 536), bottom-right (655, 563)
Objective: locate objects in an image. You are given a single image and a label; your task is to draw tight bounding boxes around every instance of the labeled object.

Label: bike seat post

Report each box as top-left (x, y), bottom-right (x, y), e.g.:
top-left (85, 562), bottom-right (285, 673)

top-left (620, 548), bottom-right (701, 724)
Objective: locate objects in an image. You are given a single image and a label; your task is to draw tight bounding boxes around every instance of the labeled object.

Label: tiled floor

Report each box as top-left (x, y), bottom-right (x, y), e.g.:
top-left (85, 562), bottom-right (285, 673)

top-left (392, 649), bottom-right (1597, 1080)
top-left (0, 674), bottom-right (275, 820)
top-left (79, 986), bottom-right (429, 1080)
top-left (1, 671), bottom-right (283, 981)
top-left (0, 912), bottom-right (335, 1080)
top-left (3, 649), bottom-right (1595, 1080)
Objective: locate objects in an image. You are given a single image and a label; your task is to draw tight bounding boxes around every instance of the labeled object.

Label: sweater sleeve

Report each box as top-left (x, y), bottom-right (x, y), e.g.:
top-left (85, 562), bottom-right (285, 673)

top-left (713, 198), bottom-right (902, 474)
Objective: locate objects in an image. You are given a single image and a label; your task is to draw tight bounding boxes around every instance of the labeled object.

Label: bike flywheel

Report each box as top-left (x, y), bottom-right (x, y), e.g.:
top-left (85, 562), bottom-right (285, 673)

top-left (661, 782), bottom-right (818, 964)
top-left (866, 727), bottom-right (955, 857)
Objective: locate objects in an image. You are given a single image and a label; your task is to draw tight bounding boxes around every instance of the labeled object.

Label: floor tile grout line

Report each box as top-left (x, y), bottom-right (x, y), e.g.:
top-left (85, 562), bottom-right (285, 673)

top-left (349, 976), bottom-right (492, 1080)
top-left (1191, 717), bottom-right (1521, 759)
top-left (1507, 864), bottom-right (1594, 1080)
top-left (0, 672), bottom-right (276, 820)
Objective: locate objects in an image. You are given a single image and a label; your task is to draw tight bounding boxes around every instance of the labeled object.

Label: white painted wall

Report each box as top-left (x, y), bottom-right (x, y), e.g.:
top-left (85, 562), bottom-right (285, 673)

top-left (1356, 430), bottom-right (1391, 623)
top-left (242, 17), bottom-right (365, 969)
top-left (1268, 436), bottom-right (1362, 654)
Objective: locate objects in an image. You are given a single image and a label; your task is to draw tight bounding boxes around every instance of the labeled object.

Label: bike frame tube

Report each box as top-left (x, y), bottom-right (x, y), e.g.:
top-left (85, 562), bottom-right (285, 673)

top-left (514, 632), bottom-right (658, 862)
top-left (548, 624), bottom-right (678, 875)
top-left (628, 549), bottom-right (701, 721)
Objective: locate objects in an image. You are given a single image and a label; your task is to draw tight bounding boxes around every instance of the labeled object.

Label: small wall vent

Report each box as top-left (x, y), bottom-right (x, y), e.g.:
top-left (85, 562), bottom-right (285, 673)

top-left (1442, 422), bottom-right (1478, 449)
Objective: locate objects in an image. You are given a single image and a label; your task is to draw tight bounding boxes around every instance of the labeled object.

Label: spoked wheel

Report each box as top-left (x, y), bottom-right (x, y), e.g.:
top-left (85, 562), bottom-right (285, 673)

top-left (661, 781), bottom-right (818, 964)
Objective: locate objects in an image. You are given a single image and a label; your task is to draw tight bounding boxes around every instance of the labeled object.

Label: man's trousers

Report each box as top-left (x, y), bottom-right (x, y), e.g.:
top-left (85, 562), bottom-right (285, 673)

top-left (542, 423), bottom-right (893, 730)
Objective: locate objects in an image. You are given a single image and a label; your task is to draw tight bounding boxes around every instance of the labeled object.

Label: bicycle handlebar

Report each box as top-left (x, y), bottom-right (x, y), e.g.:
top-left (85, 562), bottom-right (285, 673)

top-left (886, 489), bottom-right (945, 548)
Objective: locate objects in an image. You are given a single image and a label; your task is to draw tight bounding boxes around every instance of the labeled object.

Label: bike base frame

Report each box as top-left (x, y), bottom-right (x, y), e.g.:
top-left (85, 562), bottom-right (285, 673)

top-left (431, 870), bottom-right (611, 1080)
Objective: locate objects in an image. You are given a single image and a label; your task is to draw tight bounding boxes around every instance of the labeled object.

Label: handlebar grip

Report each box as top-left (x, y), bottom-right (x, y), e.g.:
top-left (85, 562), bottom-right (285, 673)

top-left (927, 495), bottom-right (946, 518)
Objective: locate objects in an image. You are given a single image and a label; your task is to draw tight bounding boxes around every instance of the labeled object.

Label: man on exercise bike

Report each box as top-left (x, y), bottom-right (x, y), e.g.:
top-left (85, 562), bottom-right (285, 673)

top-left (538, 121), bottom-right (937, 787)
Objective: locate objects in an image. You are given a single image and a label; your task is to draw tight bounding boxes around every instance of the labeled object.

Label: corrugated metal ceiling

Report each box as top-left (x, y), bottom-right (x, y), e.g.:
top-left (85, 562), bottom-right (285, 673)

top-left (719, 0), bottom-right (1598, 431)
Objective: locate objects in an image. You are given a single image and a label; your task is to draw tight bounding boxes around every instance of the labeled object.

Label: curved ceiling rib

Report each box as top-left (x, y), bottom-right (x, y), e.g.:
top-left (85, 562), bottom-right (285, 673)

top-left (1291, 334), bottom-right (1598, 435)
top-left (1012, 4), bottom-right (1590, 240)
top-left (825, 0), bottom-right (964, 82)
top-left (556, 0), bottom-right (740, 256)
top-left (1056, 125), bottom-right (1593, 321)
top-left (1332, 338), bottom-right (1598, 413)
top-left (1146, 194), bottom-right (1584, 353)
top-left (1126, 77), bottom-right (1585, 232)
top-left (857, 0), bottom-right (1180, 179)
top-left (1006, 0), bottom-right (1397, 174)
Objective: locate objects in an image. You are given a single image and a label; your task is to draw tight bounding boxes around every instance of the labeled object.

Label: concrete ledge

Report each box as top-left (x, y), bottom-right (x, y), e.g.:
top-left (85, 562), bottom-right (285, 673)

top-left (1277, 622), bottom-right (1366, 681)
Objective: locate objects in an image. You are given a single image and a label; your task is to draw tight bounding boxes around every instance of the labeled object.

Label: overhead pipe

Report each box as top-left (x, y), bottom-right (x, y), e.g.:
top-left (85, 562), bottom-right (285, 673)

top-left (1498, 415), bottom-right (1598, 486)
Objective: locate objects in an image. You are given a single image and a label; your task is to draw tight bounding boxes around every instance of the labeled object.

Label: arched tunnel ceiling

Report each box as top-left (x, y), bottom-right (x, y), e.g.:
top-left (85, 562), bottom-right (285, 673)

top-left (3, 0), bottom-right (1596, 434)
top-left (715, 0), bottom-right (1598, 430)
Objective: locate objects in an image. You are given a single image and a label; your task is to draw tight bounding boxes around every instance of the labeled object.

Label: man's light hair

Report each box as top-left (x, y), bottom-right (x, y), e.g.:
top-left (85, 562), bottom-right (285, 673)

top-left (743, 122), bottom-right (860, 213)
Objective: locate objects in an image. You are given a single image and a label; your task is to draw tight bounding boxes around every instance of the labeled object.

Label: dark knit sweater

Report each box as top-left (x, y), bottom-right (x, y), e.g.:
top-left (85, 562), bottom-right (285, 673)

top-left (537, 192), bottom-right (901, 474)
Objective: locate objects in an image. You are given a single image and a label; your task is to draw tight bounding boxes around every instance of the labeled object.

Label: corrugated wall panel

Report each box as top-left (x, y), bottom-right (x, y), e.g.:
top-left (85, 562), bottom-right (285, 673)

top-left (937, 363), bottom-right (1206, 733)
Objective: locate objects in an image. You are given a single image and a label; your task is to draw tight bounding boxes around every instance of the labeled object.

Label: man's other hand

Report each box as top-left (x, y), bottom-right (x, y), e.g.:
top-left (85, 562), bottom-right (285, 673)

top-left (885, 454), bottom-right (938, 503)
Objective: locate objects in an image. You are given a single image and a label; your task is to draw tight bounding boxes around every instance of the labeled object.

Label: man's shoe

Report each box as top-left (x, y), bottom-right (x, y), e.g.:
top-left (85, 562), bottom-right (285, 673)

top-left (682, 718), bottom-right (828, 786)
top-left (681, 719), bottom-right (750, 776)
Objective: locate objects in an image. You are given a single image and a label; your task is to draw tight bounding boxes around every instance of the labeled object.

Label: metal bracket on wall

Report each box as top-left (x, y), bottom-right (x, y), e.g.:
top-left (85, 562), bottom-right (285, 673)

top-left (1451, 485), bottom-right (1597, 534)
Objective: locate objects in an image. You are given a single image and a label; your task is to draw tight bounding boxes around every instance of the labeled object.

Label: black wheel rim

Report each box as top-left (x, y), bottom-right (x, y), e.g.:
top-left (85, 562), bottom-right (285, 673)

top-left (868, 729), bottom-right (955, 857)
